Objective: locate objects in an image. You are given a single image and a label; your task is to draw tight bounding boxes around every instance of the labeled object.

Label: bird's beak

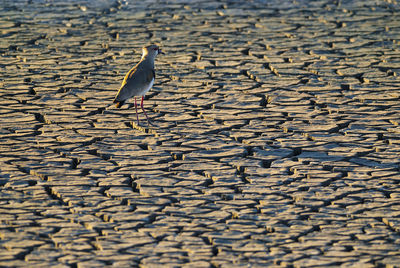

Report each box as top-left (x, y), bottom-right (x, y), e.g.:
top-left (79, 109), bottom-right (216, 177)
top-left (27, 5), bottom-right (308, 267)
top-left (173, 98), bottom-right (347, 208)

top-left (158, 49), bottom-right (165, 55)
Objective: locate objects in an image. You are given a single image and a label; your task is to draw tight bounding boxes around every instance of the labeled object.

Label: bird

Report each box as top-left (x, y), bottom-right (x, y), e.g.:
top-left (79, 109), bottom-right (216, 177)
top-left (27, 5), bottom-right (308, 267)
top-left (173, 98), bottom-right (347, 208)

top-left (113, 44), bottom-right (163, 126)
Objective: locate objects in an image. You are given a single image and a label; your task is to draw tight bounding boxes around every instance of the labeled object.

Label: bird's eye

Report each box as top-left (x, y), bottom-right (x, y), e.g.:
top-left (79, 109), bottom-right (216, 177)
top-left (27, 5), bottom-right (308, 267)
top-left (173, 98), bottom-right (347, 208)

top-left (153, 48), bottom-right (158, 51)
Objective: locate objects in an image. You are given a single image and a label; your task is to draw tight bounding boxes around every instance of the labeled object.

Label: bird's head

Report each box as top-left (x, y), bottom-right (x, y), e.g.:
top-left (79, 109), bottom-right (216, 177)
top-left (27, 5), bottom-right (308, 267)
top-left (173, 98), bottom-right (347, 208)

top-left (142, 45), bottom-right (164, 59)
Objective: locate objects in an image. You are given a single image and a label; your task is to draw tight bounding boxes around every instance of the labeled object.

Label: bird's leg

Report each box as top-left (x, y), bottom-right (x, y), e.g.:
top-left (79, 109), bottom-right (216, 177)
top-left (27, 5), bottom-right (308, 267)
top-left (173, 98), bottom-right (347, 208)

top-left (141, 96), bottom-right (154, 126)
top-left (134, 97), bottom-right (140, 125)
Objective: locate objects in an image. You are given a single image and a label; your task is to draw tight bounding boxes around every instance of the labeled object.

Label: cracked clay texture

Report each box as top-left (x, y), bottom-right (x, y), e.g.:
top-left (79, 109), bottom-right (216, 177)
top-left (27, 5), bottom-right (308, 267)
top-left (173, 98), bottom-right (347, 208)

top-left (1, 0), bottom-right (400, 267)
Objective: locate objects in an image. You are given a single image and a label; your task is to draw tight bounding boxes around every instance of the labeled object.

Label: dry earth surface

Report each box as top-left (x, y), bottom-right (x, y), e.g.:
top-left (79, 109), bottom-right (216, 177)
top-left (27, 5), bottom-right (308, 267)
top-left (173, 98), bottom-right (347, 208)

top-left (1, 0), bottom-right (400, 267)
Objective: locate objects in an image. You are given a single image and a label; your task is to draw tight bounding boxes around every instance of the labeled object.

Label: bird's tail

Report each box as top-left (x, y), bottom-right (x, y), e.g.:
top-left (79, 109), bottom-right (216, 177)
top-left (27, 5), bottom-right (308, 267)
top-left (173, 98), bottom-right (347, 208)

top-left (113, 99), bottom-right (125, 108)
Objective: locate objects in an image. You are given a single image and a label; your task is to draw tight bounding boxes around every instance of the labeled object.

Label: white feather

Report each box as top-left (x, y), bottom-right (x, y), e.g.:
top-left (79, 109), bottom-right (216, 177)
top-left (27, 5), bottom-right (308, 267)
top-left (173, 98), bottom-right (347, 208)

top-left (139, 78), bottom-right (154, 96)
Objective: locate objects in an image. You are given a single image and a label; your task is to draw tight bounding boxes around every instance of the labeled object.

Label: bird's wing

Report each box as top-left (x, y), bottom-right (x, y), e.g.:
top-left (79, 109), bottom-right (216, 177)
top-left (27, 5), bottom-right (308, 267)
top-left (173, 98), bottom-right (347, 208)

top-left (114, 65), bottom-right (155, 102)
top-left (115, 66), bottom-right (136, 93)
top-left (113, 65), bottom-right (139, 102)
top-left (126, 67), bottom-right (154, 88)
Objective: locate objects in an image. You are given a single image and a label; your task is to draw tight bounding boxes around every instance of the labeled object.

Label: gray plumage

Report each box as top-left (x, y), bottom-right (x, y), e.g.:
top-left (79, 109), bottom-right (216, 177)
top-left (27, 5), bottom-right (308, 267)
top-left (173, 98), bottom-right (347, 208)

top-left (113, 45), bottom-right (163, 125)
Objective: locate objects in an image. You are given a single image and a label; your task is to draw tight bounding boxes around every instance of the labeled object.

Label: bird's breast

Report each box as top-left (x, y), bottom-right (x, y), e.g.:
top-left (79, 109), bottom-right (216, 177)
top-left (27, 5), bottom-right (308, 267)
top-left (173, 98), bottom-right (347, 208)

top-left (139, 78), bottom-right (154, 96)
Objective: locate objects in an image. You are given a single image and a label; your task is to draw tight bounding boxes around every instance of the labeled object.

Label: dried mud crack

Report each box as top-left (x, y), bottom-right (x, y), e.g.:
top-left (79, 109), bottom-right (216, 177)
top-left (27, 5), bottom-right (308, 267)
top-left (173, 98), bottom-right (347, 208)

top-left (1, 0), bottom-right (400, 267)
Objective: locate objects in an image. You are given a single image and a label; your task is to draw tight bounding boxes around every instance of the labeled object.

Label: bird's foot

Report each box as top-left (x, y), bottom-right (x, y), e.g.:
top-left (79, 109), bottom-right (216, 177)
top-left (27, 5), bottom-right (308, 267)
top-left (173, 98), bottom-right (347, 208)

top-left (146, 119), bottom-right (156, 127)
top-left (133, 119), bottom-right (155, 128)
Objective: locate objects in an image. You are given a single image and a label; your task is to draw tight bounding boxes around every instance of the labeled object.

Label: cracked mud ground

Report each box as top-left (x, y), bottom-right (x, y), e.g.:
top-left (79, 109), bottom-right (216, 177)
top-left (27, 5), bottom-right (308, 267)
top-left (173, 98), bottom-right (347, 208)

top-left (1, 0), bottom-right (400, 267)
